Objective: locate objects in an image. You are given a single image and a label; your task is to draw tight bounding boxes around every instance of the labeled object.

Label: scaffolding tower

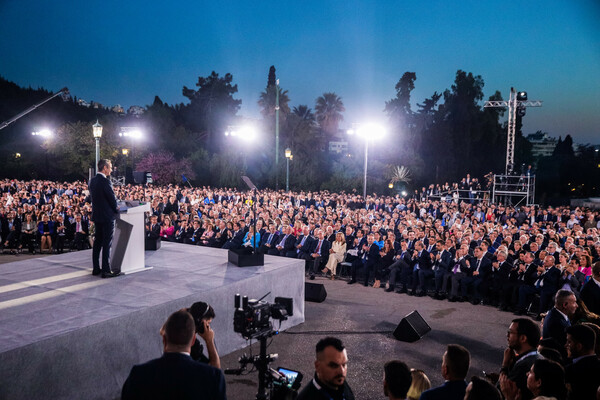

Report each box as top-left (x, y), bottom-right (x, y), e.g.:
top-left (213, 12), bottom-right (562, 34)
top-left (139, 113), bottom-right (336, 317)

top-left (492, 174), bottom-right (536, 206)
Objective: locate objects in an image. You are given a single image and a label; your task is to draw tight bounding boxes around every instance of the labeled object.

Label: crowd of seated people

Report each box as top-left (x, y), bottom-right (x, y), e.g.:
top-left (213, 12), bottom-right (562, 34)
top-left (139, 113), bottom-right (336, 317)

top-left (2, 176), bottom-right (600, 398)
top-left (2, 177), bottom-right (600, 317)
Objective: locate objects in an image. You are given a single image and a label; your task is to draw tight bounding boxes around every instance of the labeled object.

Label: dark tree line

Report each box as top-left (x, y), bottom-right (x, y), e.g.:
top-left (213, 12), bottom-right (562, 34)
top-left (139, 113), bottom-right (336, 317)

top-left (0, 71), bottom-right (597, 203)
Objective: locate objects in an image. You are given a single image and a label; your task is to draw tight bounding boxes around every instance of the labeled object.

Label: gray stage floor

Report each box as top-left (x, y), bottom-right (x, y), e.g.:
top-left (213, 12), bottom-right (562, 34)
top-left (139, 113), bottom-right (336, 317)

top-left (0, 243), bottom-right (305, 400)
top-left (223, 276), bottom-right (517, 400)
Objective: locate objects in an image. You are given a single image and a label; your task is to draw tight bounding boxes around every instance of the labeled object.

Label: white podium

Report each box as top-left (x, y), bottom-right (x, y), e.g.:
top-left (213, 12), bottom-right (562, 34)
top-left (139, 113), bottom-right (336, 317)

top-left (110, 201), bottom-right (152, 274)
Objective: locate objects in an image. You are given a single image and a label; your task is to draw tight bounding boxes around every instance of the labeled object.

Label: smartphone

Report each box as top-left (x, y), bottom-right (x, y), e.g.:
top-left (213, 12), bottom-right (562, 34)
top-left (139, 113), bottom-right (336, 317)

top-left (276, 367), bottom-right (303, 389)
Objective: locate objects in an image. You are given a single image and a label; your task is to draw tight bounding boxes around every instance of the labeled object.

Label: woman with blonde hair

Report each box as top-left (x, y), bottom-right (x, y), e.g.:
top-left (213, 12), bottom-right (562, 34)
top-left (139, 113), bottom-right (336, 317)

top-left (407, 369), bottom-right (431, 400)
top-left (322, 232), bottom-right (346, 280)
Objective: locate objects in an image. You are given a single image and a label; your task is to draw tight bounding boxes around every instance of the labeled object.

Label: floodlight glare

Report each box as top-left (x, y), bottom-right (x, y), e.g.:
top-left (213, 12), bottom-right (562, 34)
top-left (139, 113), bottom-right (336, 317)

top-left (32, 129), bottom-right (52, 137)
top-left (228, 125), bottom-right (256, 141)
top-left (357, 123), bottom-right (386, 139)
top-left (401, 190), bottom-right (407, 196)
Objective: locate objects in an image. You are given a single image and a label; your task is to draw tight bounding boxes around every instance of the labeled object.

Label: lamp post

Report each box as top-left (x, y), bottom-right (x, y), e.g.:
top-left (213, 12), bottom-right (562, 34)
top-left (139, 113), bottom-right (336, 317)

top-left (285, 148), bottom-right (293, 192)
top-left (347, 123), bottom-right (386, 199)
top-left (92, 120), bottom-right (103, 173)
top-left (275, 79), bottom-right (280, 190)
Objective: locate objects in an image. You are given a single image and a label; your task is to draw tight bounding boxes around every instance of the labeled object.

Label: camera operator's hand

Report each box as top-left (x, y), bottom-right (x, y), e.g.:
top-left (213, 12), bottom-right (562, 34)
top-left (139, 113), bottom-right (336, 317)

top-left (198, 320), bottom-right (215, 343)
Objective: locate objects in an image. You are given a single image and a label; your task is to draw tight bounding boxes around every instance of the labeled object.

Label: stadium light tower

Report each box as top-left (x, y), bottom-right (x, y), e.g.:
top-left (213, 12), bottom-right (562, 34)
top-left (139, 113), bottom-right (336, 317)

top-left (484, 88), bottom-right (542, 174)
top-left (347, 123), bottom-right (386, 199)
top-left (120, 127), bottom-right (143, 175)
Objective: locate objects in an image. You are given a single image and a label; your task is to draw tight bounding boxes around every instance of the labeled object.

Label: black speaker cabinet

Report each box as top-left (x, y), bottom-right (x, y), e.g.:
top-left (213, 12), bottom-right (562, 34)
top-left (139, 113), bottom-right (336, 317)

top-left (305, 282), bottom-right (327, 303)
top-left (393, 310), bottom-right (431, 342)
top-left (145, 237), bottom-right (161, 251)
top-left (228, 248), bottom-right (264, 267)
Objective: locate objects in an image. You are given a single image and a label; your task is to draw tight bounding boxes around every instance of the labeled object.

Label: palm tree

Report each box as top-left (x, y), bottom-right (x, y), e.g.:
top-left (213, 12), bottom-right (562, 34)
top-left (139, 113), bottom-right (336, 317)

top-left (315, 92), bottom-right (345, 137)
top-left (292, 105), bottom-right (315, 123)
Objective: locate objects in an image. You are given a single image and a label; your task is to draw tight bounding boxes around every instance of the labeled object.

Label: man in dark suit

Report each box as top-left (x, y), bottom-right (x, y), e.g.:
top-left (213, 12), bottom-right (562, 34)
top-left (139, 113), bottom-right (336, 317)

top-left (543, 290), bottom-right (578, 350)
top-left (121, 310), bottom-right (226, 400)
top-left (258, 224), bottom-right (279, 255)
top-left (268, 225), bottom-right (295, 256)
top-left (411, 241), bottom-right (432, 296)
top-left (385, 240), bottom-right (413, 293)
top-left (564, 324), bottom-right (600, 400)
top-left (287, 226), bottom-right (313, 258)
top-left (308, 229), bottom-right (331, 280)
top-left (431, 240), bottom-right (453, 299)
top-left (222, 222), bottom-right (244, 250)
top-left (348, 233), bottom-right (379, 286)
top-left (580, 261), bottom-right (600, 314)
top-left (89, 159), bottom-right (120, 278)
top-left (420, 344), bottom-right (469, 400)
top-left (69, 213), bottom-right (89, 250)
top-left (517, 256), bottom-right (561, 315)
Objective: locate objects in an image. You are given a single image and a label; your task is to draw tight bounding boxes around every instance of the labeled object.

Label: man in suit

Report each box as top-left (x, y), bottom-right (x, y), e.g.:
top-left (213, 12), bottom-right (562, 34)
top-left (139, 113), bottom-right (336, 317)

top-left (411, 241), bottom-right (432, 296)
top-left (580, 261), bottom-right (600, 314)
top-left (517, 255), bottom-right (561, 315)
top-left (121, 310), bottom-right (226, 400)
top-left (258, 224), bottom-right (279, 255)
top-left (543, 290), bottom-right (578, 350)
top-left (222, 222), bottom-right (244, 250)
top-left (385, 240), bottom-right (413, 293)
top-left (564, 324), bottom-right (600, 400)
top-left (490, 250), bottom-right (513, 308)
top-left (348, 233), bottom-right (379, 286)
top-left (308, 229), bottom-right (331, 280)
top-left (89, 159), bottom-right (120, 278)
top-left (287, 225), bottom-right (313, 258)
top-left (420, 344), bottom-right (469, 400)
top-left (431, 240), bottom-right (453, 299)
top-left (268, 225), bottom-right (295, 256)
top-left (69, 213), bottom-right (89, 250)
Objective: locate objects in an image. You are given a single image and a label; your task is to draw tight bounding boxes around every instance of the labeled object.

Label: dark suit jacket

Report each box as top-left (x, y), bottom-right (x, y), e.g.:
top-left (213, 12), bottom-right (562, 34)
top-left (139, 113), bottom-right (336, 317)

top-left (294, 235), bottom-right (314, 257)
top-left (434, 249), bottom-right (453, 273)
top-left (89, 174), bottom-right (118, 223)
top-left (223, 229), bottom-right (244, 249)
top-left (539, 266), bottom-right (561, 295)
top-left (413, 249), bottom-right (432, 270)
top-left (121, 352), bottom-right (226, 400)
top-left (274, 233), bottom-right (296, 253)
top-left (565, 355), bottom-right (600, 400)
top-left (260, 232), bottom-right (279, 248)
top-left (580, 279), bottom-right (600, 315)
top-left (542, 307), bottom-right (570, 346)
top-left (419, 380), bottom-right (467, 400)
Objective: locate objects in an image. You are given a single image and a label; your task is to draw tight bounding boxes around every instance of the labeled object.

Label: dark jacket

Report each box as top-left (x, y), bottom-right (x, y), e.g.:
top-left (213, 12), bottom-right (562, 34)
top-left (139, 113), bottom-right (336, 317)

top-left (89, 174), bottom-right (118, 223)
top-left (121, 352), bottom-right (226, 400)
top-left (419, 380), bottom-right (468, 400)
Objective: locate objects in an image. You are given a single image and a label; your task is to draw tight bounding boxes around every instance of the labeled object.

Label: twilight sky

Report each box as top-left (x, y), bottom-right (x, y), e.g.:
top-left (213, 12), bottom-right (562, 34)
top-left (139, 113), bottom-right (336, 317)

top-left (1, 1), bottom-right (599, 143)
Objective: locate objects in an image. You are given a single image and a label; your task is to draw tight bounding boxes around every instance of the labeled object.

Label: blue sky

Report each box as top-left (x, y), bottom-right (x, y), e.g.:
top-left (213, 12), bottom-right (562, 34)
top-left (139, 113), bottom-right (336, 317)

top-left (1, 1), bottom-right (599, 143)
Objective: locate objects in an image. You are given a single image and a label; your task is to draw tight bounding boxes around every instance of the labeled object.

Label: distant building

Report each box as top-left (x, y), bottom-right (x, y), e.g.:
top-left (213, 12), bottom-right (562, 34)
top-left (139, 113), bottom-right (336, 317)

top-left (111, 104), bottom-right (125, 114)
top-left (127, 105), bottom-right (145, 116)
top-left (90, 101), bottom-right (104, 109)
top-left (77, 98), bottom-right (90, 108)
top-left (526, 132), bottom-right (557, 158)
top-left (329, 140), bottom-right (348, 154)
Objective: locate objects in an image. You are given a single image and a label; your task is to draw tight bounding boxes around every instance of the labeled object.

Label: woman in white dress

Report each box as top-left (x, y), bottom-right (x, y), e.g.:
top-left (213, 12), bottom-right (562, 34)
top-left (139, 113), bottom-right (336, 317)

top-left (322, 232), bottom-right (346, 280)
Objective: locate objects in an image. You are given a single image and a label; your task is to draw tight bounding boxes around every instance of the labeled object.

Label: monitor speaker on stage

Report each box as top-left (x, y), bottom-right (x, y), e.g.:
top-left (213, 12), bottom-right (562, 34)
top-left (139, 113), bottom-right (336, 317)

top-left (393, 310), bottom-right (431, 342)
top-left (228, 247), bottom-right (264, 267)
top-left (305, 282), bottom-right (327, 303)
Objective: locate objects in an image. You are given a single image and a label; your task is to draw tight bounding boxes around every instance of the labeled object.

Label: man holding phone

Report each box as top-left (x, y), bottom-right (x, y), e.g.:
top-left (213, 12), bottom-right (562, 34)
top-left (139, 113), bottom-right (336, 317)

top-left (188, 302), bottom-right (221, 369)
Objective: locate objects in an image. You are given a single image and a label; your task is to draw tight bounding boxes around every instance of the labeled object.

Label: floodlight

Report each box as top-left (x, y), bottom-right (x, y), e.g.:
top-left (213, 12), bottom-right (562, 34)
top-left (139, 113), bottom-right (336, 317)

top-left (517, 91), bottom-right (528, 101)
top-left (356, 123), bottom-right (386, 140)
top-left (32, 129), bottom-right (52, 137)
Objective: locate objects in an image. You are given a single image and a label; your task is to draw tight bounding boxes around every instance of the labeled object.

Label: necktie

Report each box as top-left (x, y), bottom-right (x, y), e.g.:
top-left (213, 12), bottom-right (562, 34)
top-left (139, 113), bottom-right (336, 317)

top-left (453, 263), bottom-right (460, 273)
top-left (315, 240), bottom-right (322, 254)
top-left (476, 259), bottom-right (481, 272)
top-left (267, 234), bottom-right (273, 244)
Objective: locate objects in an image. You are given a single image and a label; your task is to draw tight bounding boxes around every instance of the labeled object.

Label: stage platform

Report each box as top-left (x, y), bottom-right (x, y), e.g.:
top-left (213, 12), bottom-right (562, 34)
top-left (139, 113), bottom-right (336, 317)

top-left (0, 242), bottom-right (305, 400)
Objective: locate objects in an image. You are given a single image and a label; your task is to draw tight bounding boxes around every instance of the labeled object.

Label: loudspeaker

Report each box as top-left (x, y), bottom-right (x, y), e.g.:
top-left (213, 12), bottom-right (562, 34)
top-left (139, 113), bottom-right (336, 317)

top-left (145, 237), bottom-right (161, 251)
top-left (228, 248), bottom-right (264, 267)
top-left (393, 310), bottom-right (431, 342)
top-left (305, 282), bottom-right (327, 303)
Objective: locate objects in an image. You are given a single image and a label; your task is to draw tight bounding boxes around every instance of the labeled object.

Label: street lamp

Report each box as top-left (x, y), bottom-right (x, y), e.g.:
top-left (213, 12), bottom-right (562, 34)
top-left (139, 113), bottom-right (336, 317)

top-left (32, 128), bottom-right (54, 178)
top-left (347, 123), bottom-right (386, 199)
top-left (92, 120), bottom-right (103, 173)
top-left (285, 148), bottom-right (293, 192)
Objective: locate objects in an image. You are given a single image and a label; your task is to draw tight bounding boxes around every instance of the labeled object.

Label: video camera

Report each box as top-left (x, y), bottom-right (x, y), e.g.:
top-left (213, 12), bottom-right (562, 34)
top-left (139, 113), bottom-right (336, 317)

top-left (233, 293), bottom-right (293, 340)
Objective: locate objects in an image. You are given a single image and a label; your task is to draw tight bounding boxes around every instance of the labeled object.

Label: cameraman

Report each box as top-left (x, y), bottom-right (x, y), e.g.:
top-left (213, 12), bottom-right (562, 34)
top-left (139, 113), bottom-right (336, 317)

top-left (188, 302), bottom-right (221, 369)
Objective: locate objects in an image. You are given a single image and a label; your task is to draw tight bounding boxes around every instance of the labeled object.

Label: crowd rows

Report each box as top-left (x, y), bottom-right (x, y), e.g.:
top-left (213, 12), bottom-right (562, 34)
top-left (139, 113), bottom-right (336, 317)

top-left (1, 176), bottom-right (600, 399)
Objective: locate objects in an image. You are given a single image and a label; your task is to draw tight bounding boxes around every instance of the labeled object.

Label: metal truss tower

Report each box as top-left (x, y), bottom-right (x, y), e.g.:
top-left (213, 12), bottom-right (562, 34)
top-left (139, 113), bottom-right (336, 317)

top-left (484, 87), bottom-right (542, 174)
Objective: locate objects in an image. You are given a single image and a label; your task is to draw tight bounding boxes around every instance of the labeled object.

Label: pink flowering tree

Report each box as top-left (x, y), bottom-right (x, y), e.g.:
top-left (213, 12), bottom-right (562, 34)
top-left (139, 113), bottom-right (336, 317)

top-left (135, 151), bottom-right (195, 185)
